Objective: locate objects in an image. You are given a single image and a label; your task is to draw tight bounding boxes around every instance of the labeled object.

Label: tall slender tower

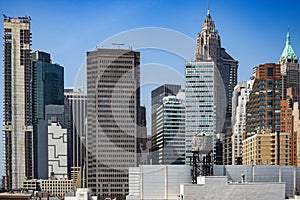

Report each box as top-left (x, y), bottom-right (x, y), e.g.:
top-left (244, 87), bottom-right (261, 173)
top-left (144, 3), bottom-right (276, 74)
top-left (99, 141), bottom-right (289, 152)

top-left (195, 9), bottom-right (221, 67)
top-left (185, 8), bottom-right (237, 164)
top-left (194, 9), bottom-right (238, 133)
top-left (86, 48), bottom-right (140, 199)
top-left (3, 16), bottom-right (33, 189)
top-left (279, 32), bottom-right (300, 99)
top-left (31, 51), bottom-right (64, 179)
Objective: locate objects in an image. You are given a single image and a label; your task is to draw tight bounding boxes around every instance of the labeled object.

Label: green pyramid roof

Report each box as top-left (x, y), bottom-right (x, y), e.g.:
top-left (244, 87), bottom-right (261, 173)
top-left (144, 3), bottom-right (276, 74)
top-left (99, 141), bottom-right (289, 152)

top-left (280, 32), bottom-right (298, 60)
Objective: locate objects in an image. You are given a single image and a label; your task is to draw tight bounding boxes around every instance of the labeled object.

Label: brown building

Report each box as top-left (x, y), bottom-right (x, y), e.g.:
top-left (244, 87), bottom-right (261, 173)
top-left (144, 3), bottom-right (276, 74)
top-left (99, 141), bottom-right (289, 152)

top-left (280, 100), bottom-right (297, 166)
top-left (245, 63), bottom-right (282, 138)
top-left (242, 129), bottom-right (290, 166)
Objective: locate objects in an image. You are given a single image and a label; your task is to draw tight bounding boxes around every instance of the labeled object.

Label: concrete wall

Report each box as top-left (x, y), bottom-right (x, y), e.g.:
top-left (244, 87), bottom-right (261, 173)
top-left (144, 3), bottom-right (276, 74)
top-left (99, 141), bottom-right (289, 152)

top-left (180, 176), bottom-right (285, 200)
top-left (214, 165), bottom-right (299, 197)
top-left (127, 165), bottom-right (192, 200)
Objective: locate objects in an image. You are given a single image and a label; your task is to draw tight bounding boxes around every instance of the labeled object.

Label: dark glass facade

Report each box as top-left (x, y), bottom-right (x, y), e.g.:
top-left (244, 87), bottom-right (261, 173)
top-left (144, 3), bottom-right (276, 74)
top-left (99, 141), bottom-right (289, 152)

top-left (31, 51), bottom-right (64, 178)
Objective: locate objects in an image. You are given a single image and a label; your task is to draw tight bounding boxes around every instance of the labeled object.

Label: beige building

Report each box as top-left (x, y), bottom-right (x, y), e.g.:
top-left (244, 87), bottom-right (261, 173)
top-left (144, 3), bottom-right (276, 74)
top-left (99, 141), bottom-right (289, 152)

top-left (292, 102), bottom-right (300, 166)
top-left (242, 129), bottom-right (290, 165)
top-left (22, 178), bottom-right (73, 197)
top-left (71, 166), bottom-right (82, 189)
top-left (3, 16), bottom-right (33, 190)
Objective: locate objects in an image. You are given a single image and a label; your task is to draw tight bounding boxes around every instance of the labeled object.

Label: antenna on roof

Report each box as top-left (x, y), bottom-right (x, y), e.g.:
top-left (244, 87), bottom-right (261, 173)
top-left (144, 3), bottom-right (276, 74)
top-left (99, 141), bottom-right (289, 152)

top-left (207, 0), bottom-right (210, 15)
top-left (112, 43), bottom-right (124, 49)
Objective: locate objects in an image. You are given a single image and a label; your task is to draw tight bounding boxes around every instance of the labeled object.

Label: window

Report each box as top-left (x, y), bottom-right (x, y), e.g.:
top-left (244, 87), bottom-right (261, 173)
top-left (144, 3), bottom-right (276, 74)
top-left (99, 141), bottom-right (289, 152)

top-left (267, 68), bottom-right (273, 77)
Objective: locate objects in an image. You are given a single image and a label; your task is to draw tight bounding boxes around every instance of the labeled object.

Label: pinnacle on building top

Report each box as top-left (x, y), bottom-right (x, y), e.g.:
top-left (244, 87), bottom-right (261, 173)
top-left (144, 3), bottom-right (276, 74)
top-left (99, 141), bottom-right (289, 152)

top-left (202, 9), bottom-right (215, 31)
top-left (280, 32), bottom-right (298, 62)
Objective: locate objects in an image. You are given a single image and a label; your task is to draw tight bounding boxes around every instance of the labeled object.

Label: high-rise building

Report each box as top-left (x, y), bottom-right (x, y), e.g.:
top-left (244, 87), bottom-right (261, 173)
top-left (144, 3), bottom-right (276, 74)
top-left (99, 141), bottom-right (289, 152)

top-left (292, 102), bottom-right (300, 166)
top-left (186, 9), bottom-right (234, 163)
top-left (194, 10), bottom-right (238, 133)
top-left (3, 16), bottom-right (33, 189)
top-left (185, 60), bottom-right (225, 163)
top-left (220, 48), bottom-right (238, 133)
top-left (286, 88), bottom-right (300, 166)
top-left (64, 90), bottom-right (86, 185)
top-left (245, 63), bottom-right (282, 138)
top-left (86, 48), bottom-right (140, 199)
top-left (278, 33), bottom-right (300, 166)
top-left (231, 80), bottom-right (253, 165)
top-left (280, 100), bottom-right (296, 166)
top-left (34, 105), bottom-right (67, 179)
top-left (31, 51), bottom-right (64, 179)
top-left (279, 32), bottom-right (300, 99)
top-left (48, 117), bottom-right (68, 179)
top-left (151, 84), bottom-right (181, 164)
top-left (155, 90), bottom-right (185, 165)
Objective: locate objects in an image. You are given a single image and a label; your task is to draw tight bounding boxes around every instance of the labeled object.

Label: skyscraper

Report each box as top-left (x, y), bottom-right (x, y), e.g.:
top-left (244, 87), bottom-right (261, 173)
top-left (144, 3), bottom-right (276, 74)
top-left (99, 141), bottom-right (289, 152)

top-left (245, 63), bottom-right (282, 138)
top-left (48, 116), bottom-right (68, 179)
top-left (31, 51), bottom-right (64, 179)
top-left (151, 84), bottom-right (181, 164)
top-left (185, 9), bottom-right (236, 163)
top-left (231, 79), bottom-right (253, 164)
top-left (279, 32), bottom-right (300, 99)
top-left (278, 33), bottom-right (300, 166)
top-left (3, 16), bottom-right (32, 189)
top-left (155, 90), bottom-right (185, 165)
top-left (86, 48), bottom-right (140, 199)
top-left (221, 48), bottom-right (238, 133)
top-left (64, 90), bottom-right (86, 185)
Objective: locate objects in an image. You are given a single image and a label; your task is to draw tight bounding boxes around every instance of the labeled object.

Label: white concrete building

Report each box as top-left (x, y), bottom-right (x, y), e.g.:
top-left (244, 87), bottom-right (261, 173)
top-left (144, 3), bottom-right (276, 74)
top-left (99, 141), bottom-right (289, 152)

top-left (48, 117), bottom-right (68, 178)
top-left (127, 165), bottom-right (192, 200)
top-left (231, 79), bottom-right (253, 164)
top-left (155, 92), bottom-right (185, 165)
top-left (185, 61), bottom-right (226, 163)
top-left (127, 165), bottom-right (287, 200)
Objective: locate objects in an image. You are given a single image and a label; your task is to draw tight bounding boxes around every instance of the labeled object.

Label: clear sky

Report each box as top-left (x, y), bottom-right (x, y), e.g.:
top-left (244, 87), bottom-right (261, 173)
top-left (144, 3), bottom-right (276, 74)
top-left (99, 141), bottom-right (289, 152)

top-left (0, 0), bottom-right (300, 175)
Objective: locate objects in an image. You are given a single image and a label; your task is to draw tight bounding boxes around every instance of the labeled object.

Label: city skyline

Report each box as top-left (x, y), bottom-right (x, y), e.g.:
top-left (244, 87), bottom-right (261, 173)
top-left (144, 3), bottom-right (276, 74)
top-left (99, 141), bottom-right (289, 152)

top-left (1, 0), bottom-right (299, 86)
top-left (1, 0), bottom-right (300, 181)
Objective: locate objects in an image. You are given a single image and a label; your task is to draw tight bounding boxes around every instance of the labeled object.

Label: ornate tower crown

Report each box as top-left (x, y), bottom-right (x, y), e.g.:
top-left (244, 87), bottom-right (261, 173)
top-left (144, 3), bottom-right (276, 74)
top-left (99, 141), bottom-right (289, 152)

top-left (195, 9), bottom-right (221, 64)
top-left (280, 32), bottom-right (298, 63)
top-left (202, 9), bottom-right (215, 31)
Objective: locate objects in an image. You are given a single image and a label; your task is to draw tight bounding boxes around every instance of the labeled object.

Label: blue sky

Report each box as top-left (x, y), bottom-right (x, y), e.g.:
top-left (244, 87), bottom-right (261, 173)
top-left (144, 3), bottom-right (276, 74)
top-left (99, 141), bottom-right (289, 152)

top-left (0, 0), bottom-right (300, 175)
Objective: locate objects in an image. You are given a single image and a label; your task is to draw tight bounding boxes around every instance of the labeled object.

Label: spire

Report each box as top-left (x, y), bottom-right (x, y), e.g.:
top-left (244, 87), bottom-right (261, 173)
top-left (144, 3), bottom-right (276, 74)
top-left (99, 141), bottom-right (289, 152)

top-left (280, 32), bottom-right (298, 62)
top-left (286, 32), bottom-right (291, 46)
top-left (202, 5), bottom-right (214, 31)
top-left (207, 0), bottom-right (210, 15)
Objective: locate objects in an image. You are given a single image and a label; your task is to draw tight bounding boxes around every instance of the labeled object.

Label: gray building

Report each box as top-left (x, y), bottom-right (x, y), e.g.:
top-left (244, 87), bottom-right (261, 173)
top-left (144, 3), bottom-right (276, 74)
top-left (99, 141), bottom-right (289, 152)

top-left (86, 48), bottom-right (140, 199)
top-left (220, 48), bottom-right (238, 134)
top-left (64, 90), bottom-right (87, 185)
top-left (151, 84), bottom-right (181, 164)
top-left (34, 105), bottom-right (66, 179)
top-left (3, 16), bottom-right (33, 189)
